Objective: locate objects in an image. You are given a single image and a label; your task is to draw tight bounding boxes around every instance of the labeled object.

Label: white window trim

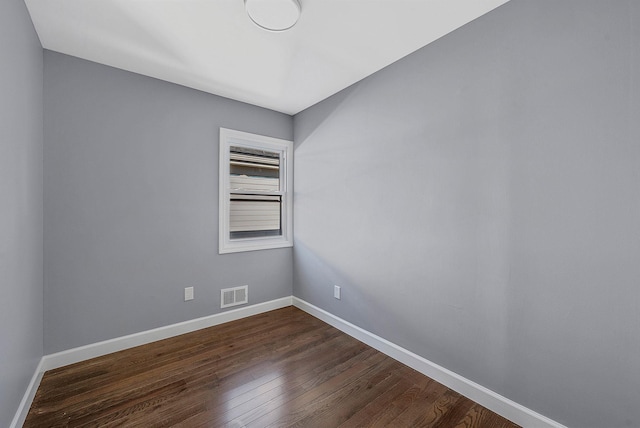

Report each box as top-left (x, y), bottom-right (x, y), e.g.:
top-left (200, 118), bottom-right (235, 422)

top-left (219, 128), bottom-right (293, 254)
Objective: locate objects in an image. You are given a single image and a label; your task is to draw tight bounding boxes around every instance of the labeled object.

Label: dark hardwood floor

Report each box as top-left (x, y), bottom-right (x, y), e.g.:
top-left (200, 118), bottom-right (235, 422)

top-left (25, 307), bottom-right (519, 427)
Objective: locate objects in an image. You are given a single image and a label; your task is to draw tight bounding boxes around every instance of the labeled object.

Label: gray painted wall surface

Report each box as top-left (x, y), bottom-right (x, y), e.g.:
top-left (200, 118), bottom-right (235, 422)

top-left (293, 1), bottom-right (640, 426)
top-left (0, 0), bottom-right (44, 425)
top-left (44, 52), bottom-right (293, 353)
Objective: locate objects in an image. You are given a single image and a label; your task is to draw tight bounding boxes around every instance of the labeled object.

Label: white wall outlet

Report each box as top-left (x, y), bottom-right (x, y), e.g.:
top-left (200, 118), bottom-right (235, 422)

top-left (334, 285), bottom-right (341, 300)
top-left (184, 286), bottom-right (194, 301)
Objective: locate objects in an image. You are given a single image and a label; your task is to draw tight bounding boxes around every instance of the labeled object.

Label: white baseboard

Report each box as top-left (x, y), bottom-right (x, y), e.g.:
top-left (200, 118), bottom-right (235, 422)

top-left (11, 296), bottom-right (292, 427)
top-left (9, 358), bottom-right (45, 428)
top-left (292, 297), bottom-right (566, 428)
top-left (42, 296), bottom-right (292, 371)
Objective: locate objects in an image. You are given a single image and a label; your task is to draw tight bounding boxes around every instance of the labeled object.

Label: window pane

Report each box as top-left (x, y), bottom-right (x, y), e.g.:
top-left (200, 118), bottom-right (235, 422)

top-left (229, 194), bottom-right (282, 239)
top-left (228, 146), bottom-right (282, 240)
top-left (230, 146), bottom-right (280, 192)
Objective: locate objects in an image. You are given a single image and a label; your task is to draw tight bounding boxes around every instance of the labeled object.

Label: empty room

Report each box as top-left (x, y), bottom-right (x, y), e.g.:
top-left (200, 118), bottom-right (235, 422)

top-left (2, 0), bottom-right (639, 427)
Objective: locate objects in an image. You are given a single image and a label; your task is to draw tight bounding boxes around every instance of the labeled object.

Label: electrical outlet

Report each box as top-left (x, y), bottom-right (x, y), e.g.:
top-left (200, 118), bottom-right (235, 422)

top-left (184, 287), bottom-right (194, 301)
top-left (334, 285), bottom-right (341, 300)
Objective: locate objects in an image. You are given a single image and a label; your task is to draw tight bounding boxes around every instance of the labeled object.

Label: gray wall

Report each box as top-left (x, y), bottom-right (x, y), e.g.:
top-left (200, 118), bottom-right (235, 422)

top-left (0, 0), bottom-right (44, 425)
top-left (44, 52), bottom-right (293, 353)
top-left (293, 1), bottom-right (640, 427)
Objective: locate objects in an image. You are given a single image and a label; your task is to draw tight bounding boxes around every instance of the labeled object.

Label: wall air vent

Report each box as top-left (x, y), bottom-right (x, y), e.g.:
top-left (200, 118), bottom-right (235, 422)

top-left (221, 285), bottom-right (249, 308)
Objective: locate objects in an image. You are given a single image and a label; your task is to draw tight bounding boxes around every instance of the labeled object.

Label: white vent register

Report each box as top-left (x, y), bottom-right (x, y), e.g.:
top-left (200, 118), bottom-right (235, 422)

top-left (221, 285), bottom-right (249, 308)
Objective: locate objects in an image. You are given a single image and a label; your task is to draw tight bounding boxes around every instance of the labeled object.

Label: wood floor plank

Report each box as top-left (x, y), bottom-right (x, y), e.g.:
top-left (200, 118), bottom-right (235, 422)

top-left (431, 395), bottom-right (478, 428)
top-left (250, 353), bottom-right (393, 427)
top-left (170, 334), bottom-right (373, 427)
top-left (367, 376), bottom-right (445, 428)
top-left (336, 369), bottom-right (418, 427)
top-left (453, 404), bottom-right (519, 428)
top-left (398, 389), bottom-right (462, 427)
top-left (282, 358), bottom-right (406, 427)
top-left (228, 348), bottom-right (387, 427)
top-left (24, 306), bottom-right (520, 428)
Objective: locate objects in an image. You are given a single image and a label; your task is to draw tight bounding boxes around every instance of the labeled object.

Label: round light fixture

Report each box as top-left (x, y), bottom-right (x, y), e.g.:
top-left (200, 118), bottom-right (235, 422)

top-left (245, 0), bottom-right (301, 32)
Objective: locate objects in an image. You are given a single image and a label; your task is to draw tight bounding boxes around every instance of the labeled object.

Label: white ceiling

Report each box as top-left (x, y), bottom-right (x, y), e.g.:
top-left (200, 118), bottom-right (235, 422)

top-left (24, 0), bottom-right (509, 115)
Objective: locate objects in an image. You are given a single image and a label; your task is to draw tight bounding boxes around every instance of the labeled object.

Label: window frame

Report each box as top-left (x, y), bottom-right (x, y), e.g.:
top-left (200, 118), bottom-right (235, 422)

top-left (219, 128), bottom-right (293, 254)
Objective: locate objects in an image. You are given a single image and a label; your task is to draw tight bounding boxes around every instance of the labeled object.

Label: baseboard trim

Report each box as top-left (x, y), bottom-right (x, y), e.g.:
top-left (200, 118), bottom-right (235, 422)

top-left (42, 296), bottom-right (293, 371)
top-left (9, 357), bottom-right (45, 428)
top-left (292, 297), bottom-right (565, 428)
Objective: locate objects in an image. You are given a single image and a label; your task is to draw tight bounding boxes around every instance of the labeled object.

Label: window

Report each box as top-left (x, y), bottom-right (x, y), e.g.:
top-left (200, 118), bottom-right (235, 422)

top-left (219, 128), bottom-right (293, 253)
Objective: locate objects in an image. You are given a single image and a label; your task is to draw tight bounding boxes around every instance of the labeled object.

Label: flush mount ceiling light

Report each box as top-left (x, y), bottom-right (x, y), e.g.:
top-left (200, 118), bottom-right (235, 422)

top-left (245, 0), bottom-right (301, 32)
